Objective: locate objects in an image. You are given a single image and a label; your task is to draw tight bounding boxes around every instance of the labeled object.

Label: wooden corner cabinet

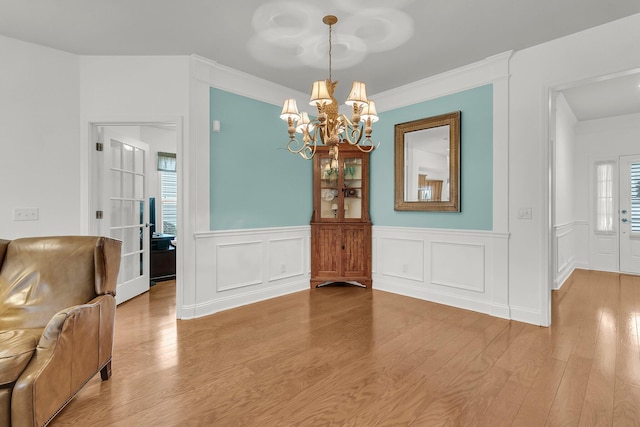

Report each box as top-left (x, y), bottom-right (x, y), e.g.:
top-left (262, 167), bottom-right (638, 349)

top-left (311, 145), bottom-right (372, 288)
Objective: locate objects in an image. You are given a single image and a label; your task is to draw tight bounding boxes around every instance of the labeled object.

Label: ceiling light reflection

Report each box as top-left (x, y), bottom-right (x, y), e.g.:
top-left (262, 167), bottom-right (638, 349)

top-left (252, 2), bottom-right (323, 46)
top-left (342, 9), bottom-right (414, 52)
top-left (298, 33), bottom-right (367, 70)
top-left (249, 1), bottom-right (415, 70)
top-left (331, 0), bottom-right (415, 13)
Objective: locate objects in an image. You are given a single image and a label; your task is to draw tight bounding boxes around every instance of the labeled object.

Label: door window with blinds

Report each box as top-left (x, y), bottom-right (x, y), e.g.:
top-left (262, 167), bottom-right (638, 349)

top-left (630, 161), bottom-right (640, 234)
top-left (158, 152), bottom-right (177, 236)
top-left (595, 161), bottom-right (615, 233)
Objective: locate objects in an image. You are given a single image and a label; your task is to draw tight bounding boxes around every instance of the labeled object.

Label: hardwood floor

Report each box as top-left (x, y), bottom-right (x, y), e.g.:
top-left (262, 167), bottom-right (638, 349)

top-left (51, 270), bottom-right (640, 426)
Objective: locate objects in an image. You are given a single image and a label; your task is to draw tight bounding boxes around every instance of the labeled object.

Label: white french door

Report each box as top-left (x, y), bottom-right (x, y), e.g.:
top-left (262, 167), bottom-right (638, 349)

top-left (619, 155), bottom-right (640, 274)
top-left (93, 126), bottom-right (150, 304)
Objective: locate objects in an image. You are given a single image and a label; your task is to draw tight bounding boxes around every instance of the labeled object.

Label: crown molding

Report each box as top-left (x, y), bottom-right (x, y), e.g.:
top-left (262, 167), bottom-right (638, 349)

top-left (372, 51), bottom-right (513, 112)
top-left (190, 55), bottom-right (307, 107)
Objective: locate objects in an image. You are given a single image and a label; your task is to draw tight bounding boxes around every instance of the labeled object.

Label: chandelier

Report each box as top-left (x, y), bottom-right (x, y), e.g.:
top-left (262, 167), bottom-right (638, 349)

top-left (279, 15), bottom-right (379, 160)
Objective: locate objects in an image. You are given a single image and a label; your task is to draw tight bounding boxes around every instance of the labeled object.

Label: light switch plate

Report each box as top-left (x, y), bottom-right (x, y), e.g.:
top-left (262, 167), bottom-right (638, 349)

top-left (518, 207), bottom-right (532, 220)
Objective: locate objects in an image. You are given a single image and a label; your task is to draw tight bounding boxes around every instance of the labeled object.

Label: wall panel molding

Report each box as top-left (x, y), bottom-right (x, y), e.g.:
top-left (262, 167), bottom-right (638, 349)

top-left (430, 242), bottom-right (485, 292)
top-left (373, 225), bottom-right (512, 321)
top-left (188, 226), bottom-right (310, 319)
top-left (554, 220), bottom-right (589, 290)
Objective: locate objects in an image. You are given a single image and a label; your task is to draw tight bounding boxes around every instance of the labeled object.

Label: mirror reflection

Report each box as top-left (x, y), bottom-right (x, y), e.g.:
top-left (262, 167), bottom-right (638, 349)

top-left (404, 125), bottom-right (451, 202)
top-left (394, 112), bottom-right (460, 211)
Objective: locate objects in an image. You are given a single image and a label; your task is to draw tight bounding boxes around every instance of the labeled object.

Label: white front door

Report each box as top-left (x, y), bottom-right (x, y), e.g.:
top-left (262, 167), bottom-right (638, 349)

top-left (619, 155), bottom-right (640, 274)
top-left (92, 126), bottom-right (150, 304)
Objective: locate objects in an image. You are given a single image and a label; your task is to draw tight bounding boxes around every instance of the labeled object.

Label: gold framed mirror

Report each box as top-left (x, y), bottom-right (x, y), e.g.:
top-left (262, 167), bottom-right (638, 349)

top-left (394, 111), bottom-right (460, 211)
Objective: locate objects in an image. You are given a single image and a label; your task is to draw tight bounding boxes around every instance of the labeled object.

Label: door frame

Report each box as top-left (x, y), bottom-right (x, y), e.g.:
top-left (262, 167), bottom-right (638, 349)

top-left (85, 119), bottom-right (183, 311)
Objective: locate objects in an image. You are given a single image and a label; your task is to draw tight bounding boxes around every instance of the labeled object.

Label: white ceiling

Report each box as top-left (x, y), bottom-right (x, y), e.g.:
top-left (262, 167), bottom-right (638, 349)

top-left (1, 0), bottom-right (639, 120)
top-left (561, 72), bottom-right (640, 121)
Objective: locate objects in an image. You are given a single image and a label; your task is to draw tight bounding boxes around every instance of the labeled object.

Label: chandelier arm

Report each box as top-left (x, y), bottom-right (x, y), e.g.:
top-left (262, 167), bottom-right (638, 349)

top-left (336, 114), bottom-right (364, 146)
top-left (345, 127), bottom-right (363, 146)
top-left (352, 141), bottom-right (376, 153)
top-left (287, 137), bottom-right (311, 157)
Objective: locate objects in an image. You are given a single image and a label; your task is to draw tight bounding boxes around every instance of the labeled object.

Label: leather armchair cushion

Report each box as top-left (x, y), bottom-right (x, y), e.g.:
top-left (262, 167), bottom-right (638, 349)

top-left (0, 329), bottom-right (41, 386)
top-left (0, 236), bottom-right (119, 332)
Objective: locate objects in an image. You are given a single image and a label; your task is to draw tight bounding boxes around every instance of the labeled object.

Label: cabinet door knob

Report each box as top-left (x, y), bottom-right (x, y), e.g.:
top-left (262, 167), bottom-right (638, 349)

top-left (342, 245), bottom-right (345, 250)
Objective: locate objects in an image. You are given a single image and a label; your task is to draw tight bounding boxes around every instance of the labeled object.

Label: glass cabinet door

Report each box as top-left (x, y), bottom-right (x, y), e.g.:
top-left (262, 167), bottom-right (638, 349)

top-left (320, 156), bottom-right (340, 219)
top-left (343, 157), bottom-right (363, 219)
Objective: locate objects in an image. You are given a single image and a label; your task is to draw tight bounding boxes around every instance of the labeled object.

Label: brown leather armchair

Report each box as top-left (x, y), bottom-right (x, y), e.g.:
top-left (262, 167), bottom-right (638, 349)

top-left (0, 236), bottom-right (121, 427)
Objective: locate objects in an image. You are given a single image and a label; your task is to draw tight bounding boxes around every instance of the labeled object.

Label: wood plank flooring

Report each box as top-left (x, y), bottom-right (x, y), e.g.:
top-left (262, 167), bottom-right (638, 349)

top-left (50, 269), bottom-right (640, 426)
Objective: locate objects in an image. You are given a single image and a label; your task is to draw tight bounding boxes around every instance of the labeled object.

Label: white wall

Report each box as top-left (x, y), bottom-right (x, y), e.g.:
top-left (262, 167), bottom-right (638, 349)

top-left (554, 94), bottom-right (578, 226)
top-left (508, 13), bottom-right (640, 325)
top-left (78, 55), bottom-right (190, 312)
top-left (552, 94), bottom-right (586, 288)
top-left (0, 35), bottom-right (80, 239)
top-left (576, 113), bottom-right (640, 166)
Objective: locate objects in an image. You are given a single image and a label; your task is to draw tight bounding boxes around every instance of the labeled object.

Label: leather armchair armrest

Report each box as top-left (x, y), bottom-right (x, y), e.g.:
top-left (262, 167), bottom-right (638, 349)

top-left (10, 294), bottom-right (116, 427)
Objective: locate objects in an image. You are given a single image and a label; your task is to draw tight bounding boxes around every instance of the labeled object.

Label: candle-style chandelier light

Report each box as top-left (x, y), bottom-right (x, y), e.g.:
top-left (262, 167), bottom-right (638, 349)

top-left (280, 15), bottom-right (379, 160)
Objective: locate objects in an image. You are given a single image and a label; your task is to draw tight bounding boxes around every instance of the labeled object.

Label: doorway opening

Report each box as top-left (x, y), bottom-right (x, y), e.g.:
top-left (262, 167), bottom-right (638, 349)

top-left (89, 122), bottom-right (179, 305)
top-left (549, 69), bottom-right (640, 314)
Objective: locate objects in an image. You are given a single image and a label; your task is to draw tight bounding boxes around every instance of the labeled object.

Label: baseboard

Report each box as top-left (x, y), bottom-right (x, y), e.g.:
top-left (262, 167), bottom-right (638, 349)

top-left (510, 305), bottom-right (545, 326)
top-left (374, 278), bottom-right (511, 320)
top-left (554, 264), bottom-right (576, 291)
top-left (192, 279), bottom-right (309, 318)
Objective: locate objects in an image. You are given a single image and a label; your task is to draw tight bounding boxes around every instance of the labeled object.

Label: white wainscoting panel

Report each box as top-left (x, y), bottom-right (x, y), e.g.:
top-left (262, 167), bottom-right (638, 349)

top-left (373, 226), bottom-right (510, 320)
top-left (380, 237), bottom-right (424, 282)
top-left (268, 237), bottom-right (305, 281)
top-left (193, 226), bottom-right (310, 318)
top-left (431, 242), bottom-right (485, 292)
top-left (216, 240), bottom-right (263, 291)
top-left (554, 221), bottom-right (589, 290)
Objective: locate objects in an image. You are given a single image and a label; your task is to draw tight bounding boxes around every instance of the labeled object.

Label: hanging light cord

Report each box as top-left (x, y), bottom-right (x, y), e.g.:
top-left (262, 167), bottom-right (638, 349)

top-left (328, 23), bottom-right (333, 82)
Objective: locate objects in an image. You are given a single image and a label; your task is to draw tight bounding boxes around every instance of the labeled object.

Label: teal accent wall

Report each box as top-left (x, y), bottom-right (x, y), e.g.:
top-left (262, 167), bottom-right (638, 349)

top-left (210, 85), bottom-right (492, 231)
top-left (210, 88), bottom-right (312, 230)
top-left (370, 84), bottom-right (493, 230)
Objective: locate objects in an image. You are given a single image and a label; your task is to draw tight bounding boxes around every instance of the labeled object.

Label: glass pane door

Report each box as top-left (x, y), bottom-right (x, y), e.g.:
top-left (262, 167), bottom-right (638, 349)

top-left (619, 156), bottom-right (640, 274)
top-left (343, 157), bottom-right (363, 219)
top-left (320, 156), bottom-right (340, 219)
top-left (100, 127), bottom-right (150, 305)
top-left (110, 140), bottom-right (146, 285)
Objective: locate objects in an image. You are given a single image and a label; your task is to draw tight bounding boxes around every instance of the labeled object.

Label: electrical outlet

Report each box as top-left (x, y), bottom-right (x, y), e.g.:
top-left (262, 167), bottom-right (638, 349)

top-left (14, 208), bottom-right (39, 221)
